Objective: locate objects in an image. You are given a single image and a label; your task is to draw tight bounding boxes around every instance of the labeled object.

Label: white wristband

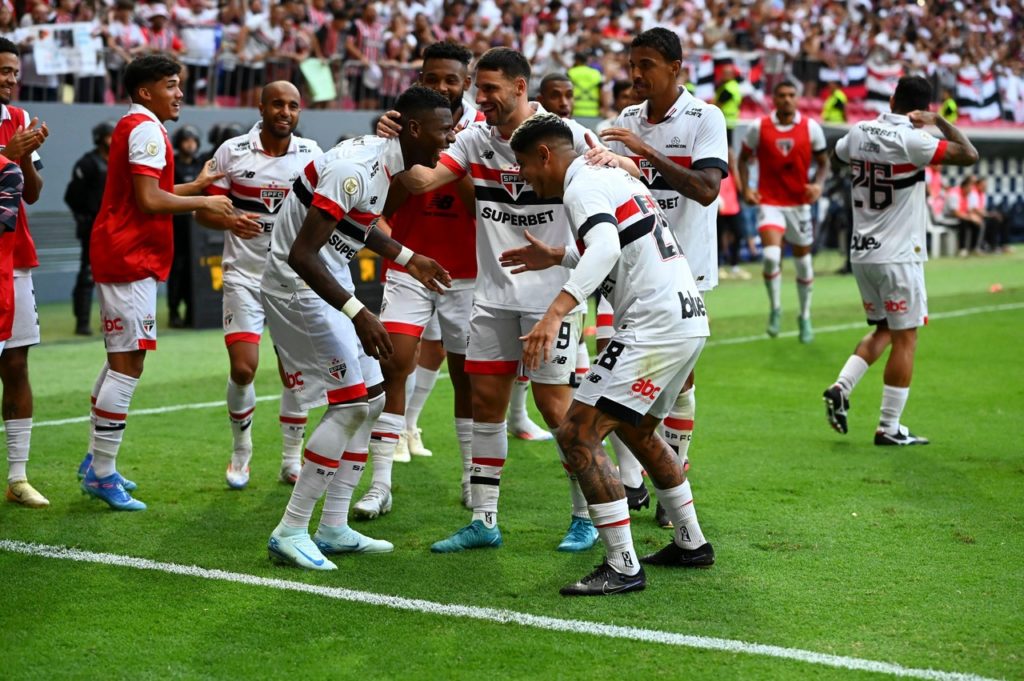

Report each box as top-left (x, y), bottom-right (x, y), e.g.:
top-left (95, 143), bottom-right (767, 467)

top-left (341, 297), bottom-right (365, 319)
top-left (395, 245), bottom-right (415, 267)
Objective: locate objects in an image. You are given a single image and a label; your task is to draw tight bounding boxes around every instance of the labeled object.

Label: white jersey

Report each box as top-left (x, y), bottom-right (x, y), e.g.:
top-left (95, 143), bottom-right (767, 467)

top-left (835, 113), bottom-right (947, 264)
top-left (209, 123), bottom-right (322, 287)
top-left (438, 101), bottom-right (590, 313)
top-left (262, 135), bottom-right (403, 298)
top-left (608, 88), bottom-right (729, 291)
top-left (563, 158), bottom-right (709, 343)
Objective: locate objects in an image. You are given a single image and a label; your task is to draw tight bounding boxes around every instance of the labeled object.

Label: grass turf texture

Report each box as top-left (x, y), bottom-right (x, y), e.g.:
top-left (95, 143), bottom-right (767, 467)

top-left (2, 251), bottom-right (1022, 680)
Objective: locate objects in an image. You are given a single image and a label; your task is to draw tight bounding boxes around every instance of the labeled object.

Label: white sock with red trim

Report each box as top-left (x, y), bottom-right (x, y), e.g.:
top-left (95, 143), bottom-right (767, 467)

top-left (282, 402), bottom-right (368, 529)
top-left (369, 411), bottom-right (403, 490)
top-left (588, 498), bottom-right (639, 575)
top-left (278, 387), bottom-right (307, 469)
top-left (226, 378), bottom-right (255, 470)
top-left (763, 244), bottom-right (782, 310)
top-left (471, 421), bottom-right (506, 528)
top-left (405, 366), bottom-right (439, 432)
top-left (663, 387), bottom-right (695, 469)
top-left (795, 253), bottom-right (814, 319)
top-left (91, 370), bottom-right (139, 478)
top-left (575, 340), bottom-right (590, 385)
top-left (319, 394), bottom-right (382, 527)
top-left (655, 479), bottom-right (707, 549)
top-left (87, 362), bottom-right (109, 456)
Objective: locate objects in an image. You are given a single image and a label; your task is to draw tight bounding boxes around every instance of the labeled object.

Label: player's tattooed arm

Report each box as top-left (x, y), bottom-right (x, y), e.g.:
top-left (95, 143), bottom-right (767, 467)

top-left (363, 225), bottom-right (452, 293)
top-left (175, 159), bottom-right (226, 196)
top-left (909, 111), bottom-right (980, 167)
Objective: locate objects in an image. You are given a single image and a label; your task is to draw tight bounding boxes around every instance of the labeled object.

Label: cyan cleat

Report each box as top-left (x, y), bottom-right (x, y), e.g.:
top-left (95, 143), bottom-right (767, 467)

top-left (557, 516), bottom-right (599, 552)
top-left (430, 520), bottom-right (503, 553)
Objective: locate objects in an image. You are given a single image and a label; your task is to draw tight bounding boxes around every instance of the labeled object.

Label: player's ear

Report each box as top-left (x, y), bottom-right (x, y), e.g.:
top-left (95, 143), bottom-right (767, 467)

top-left (514, 76), bottom-right (527, 97)
top-left (538, 144), bottom-right (550, 165)
top-left (406, 117), bottom-right (421, 138)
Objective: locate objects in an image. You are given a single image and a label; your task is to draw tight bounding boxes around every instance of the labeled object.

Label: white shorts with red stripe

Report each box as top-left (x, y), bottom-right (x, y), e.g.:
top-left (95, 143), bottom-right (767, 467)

top-left (223, 278), bottom-right (265, 346)
top-left (596, 295), bottom-right (614, 341)
top-left (97, 278), bottom-right (158, 353)
top-left (466, 302), bottom-right (582, 385)
top-left (852, 261), bottom-right (928, 331)
top-left (575, 335), bottom-right (706, 427)
top-left (5, 270), bottom-right (40, 349)
top-left (379, 270), bottom-right (472, 353)
top-left (757, 204), bottom-right (813, 247)
top-left (262, 289), bottom-right (383, 410)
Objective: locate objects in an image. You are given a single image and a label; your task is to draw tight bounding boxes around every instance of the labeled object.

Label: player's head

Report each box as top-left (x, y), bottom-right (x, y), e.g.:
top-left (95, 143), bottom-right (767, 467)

top-left (611, 79), bottom-right (637, 113)
top-left (629, 28), bottom-right (682, 102)
top-left (0, 37), bottom-right (20, 105)
top-left (420, 41), bottom-right (472, 113)
top-left (172, 124), bottom-right (201, 156)
top-left (92, 121), bottom-right (116, 150)
top-left (474, 48), bottom-right (531, 127)
top-left (772, 80), bottom-right (799, 115)
top-left (890, 76), bottom-right (932, 116)
top-left (394, 85), bottom-right (456, 169)
top-left (124, 54), bottom-right (183, 122)
top-left (259, 80), bottom-right (301, 140)
top-left (509, 112), bottom-right (575, 199)
top-left (537, 73), bottom-right (574, 119)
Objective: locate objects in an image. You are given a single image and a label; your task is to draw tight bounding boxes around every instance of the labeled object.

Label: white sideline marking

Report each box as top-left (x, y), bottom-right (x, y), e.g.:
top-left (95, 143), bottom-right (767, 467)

top-left (18, 301), bottom-right (1024, 432)
top-left (0, 539), bottom-right (1000, 681)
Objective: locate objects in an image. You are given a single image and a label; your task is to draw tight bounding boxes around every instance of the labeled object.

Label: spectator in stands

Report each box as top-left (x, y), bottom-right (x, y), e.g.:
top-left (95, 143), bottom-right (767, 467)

top-left (236, 1), bottom-right (286, 107)
top-left (345, 3), bottom-right (384, 109)
top-left (14, 1), bottom-right (59, 102)
top-left (143, 4), bottom-right (184, 57)
top-left (0, 4), bottom-right (16, 42)
top-left (272, 15), bottom-right (313, 84)
top-left (975, 177), bottom-right (1012, 253)
top-left (104, 0), bottom-right (148, 102)
top-left (948, 175), bottom-right (984, 257)
top-left (821, 80), bottom-right (848, 123)
top-left (168, 125), bottom-right (204, 328)
top-left (174, 0), bottom-right (220, 105)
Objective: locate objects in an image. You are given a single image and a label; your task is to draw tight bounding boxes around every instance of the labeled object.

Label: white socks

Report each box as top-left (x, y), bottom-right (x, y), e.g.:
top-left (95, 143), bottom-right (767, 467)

top-left (655, 479), bottom-right (707, 550)
top-left (369, 411), bottom-right (404, 490)
top-left (554, 431), bottom-right (590, 519)
top-left (320, 394), bottom-right (382, 528)
top-left (762, 244), bottom-right (782, 311)
top-left (5, 418), bottom-right (31, 483)
top-left (455, 417), bottom-right (473, 485)
top-left (508, 375), bottom-right (530, 421)
top-left (589, 499), bottom-right (639, 575)
top-left (835, 355), bottom-right (869, 396)
top-left (663, 387), bottom-right (695, 468)
top-left (795, 253), bottom-right (814, 320)
top-left (279, 387), bottom-right (307, 469)
top-left (87, 362), bottom-right (110, 456)
top-left (610, 432), bottom-right (644, 488)
top-left (470, 421), bottom-right (506, 527)
top-left (405, 366), bottom-right (439, 432)
top-left (879, 385), bottom-right (910, 434)
top-left (91, 370), bottom-right (139, 478)
top-left (226, 378), bottom-right (255, 469)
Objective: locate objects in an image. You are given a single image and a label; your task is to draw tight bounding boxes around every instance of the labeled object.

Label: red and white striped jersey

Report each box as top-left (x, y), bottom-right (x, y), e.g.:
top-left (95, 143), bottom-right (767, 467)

top-left (608, 88), bottom-right (730, 292)
top-left (835, 113), bottom-right (947, 264)
top-left (563, 158), bottom-right (709, 342)
top-left (262, 135), bottom-right (402, 298)
top-left (208, 123), bottom-right (322, 287)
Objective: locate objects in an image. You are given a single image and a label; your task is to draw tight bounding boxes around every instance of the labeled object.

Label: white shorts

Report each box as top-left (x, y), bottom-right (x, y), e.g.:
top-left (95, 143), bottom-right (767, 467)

top-left (757, 204), bottom-right (813, 247)
top-left (379, 271), bottom-right (473, 353)
top-left (97, 278), bottom-right (158, 353)
top-left (575, 336), bottom-right (706, 426)
top-left (852, 261), bottom-right (928, 331)
top-left (223, 279), bottom-right (265, 346)
top-left (465, 303), bottom-right (582, 385)
top-left (5, 270), bottom-right (39, 349)
top-left (262, 290), bottom-right (383, 410)
top-left (422, 313), bottom-right (441, 343)
top-left (596, 295), bottom-right (614, 341)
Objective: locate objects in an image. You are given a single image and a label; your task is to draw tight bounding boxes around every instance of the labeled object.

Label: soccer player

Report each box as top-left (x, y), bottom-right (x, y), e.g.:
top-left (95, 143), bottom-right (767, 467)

top-left (824, 76), bottom-right (977, 445)
top-left (738, 81), bottom-right (829, 343)
top-left (599, 28), bottom-right (728, 527)
top-left (196, 81), bottom-right (323, 490)
top-left (502, 113), bottom-right (714, 595)
top-left (262, 85), bottom-right (454, 570)
top-left (79, 55), bottom-right (235, 510)
top-left (378, 47), bottom-right (639, 553)
top-left (353, 41), bottom-right (483, 518)
top-left (0, 37), bottom-right (49, 509)
top-left (535, 73), bottom-right (574, 119)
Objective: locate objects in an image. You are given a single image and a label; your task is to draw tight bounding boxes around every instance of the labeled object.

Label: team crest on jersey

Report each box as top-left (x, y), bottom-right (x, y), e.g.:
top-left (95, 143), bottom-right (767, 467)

top-left (328, 358), bottom-right (347, 380)
top-left (260, 187), bottom-right (287, 212)
top-left (775, 138), bottom-right (794, 156)
top-left (146, 141), bottom-right (159, 156)
top-left (142, 314), bottom-right (155, 333)
top-left (500, 170), bottom-right (525, 200)
top-left (638, 159), bottom-right (659, 184)
top-left (224, 312), bottom-right (234, 326)
top-left (343, 177), bottom-right (359, 195)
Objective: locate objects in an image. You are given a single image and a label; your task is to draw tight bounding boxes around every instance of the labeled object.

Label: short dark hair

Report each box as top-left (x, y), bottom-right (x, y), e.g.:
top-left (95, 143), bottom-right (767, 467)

top-left (509, 112), bottom-right (573, 154)
top-left (892, 76), bottom-right (932, 114)
top-left (612, 79), bottom-right (632, 100)
top-left (124, 55), bottom-right (182, 98)
top-left (423, 40), bottom-right (473, 67)
top-left (773, 80), bottom-right (798, 94)
top-left (630, 27), bottom-right (682, 63)
top-left (476, 47), bottom-right (531, 82)
top-left (0, 37), bottom-right (17, 57)
top-left (395, 84), bottom-right (451, 121)
top-left (539, 73), bottom-right (571, 94)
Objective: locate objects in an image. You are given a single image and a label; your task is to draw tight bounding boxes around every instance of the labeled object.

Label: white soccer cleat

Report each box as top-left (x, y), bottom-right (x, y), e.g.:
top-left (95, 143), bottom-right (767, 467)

top-left (509, 414), bottom-right (553, 441)
top-left (352, 485), bottom-right (393, 520)
top-left (313, 525), bottom-right (394, 554)
top-left (226, 464), bottom-right (250, 490)
top-left (279, 462), bottom-right (300, 485)
top-left (393, 431), bottom-right (411, 463)
top-left (268, 527), bottom-right (337, 570)
top-left (406, 428), bottom-right (432, 457)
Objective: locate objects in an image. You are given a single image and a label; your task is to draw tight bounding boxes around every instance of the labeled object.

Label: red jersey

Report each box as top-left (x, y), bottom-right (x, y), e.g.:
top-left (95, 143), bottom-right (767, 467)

top-left (743, 112), bottom-right (826, 207)
top-left (0, 154), bottom-right (22, 341)
top-left (91, 104), bottom-right (175, 283)
top-left (0, 104), bottom-right (40, 269)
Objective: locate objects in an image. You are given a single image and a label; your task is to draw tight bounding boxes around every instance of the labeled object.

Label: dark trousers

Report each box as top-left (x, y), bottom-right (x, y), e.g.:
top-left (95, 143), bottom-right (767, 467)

top-left (167, 221), bottom-right (192, 325)
top-left (72, 228), bottom-right (93, 331)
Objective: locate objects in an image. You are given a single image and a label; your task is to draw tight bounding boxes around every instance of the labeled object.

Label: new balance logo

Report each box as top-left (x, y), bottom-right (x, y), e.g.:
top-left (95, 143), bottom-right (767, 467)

top-left (429, 194), bottom-right (455, 210)
top-left (631, 378), bottom-right (661, 400)
top-left (243, 170), bottom-right (256, 178)
top-left (586, 373), bottom-right (602, 384)
top-left (551, 356), bottom-right (568, 365)
top-left (482, 151), bottom-right (494, 159)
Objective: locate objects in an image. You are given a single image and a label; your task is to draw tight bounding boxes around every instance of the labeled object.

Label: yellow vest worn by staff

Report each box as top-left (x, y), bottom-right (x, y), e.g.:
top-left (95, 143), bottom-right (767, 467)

top-left (941, 97), bottom-right (958, 124)
top-left (715, 79), bottom-right (741, 128)
top-left (822, 88), bottom-right (848, 123)
top-left (568, 65), bottom-right (602, 118)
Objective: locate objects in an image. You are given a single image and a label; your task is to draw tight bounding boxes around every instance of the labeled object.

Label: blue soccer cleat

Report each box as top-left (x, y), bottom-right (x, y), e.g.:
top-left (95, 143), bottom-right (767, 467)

top-left (77, 453), bottom-right (137, 491)
top-left (557, 516), bottom-right (599, 552)
top-left (268, 526), bottom-right (337, 570)
top-left (81, 468), bottom-right (146, 511)
top-left (430, 520), bottom-right (503, 553)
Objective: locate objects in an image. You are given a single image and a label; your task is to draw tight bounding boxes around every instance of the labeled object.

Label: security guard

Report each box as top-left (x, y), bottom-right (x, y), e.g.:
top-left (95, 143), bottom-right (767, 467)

top-left (568, 51), bottom-right (602, 118)
top-left (822, 81), bottom-right (848, 123)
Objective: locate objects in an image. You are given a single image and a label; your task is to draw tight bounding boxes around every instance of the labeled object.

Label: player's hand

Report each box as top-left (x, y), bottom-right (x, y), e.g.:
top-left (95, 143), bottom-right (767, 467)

top-left (907, 110), bottom-right (939, 128)
top-left (583, 132), bottom-right (621, 168)
top-left (195, 159), bottom-right (226, 189)
top-left (204, 194), bottom-right (235, 217)
top-left (804, 183), bottom-right (823, 203)
top-left (520, 313), bottom-right (561, 371)
top-left (376, 111), bottom-right (402, 138)
top-left (742, 187), bottom-right (761, 205)
top-left (499, 230), bottom-right (564, 274)
top-left (598, 127), bottom-right (646, 156)
top-left (4, 117), bottom-right (48, 160)
top-left (229, 213), bottom-right (263, 239)
top-left (405, 253), bottom-right (452, 293)
top-left (352, 308), bottom-right (394, 360)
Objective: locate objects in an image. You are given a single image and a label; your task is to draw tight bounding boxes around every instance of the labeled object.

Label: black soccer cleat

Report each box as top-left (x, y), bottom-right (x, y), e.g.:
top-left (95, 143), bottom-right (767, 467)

top-left (654, 501), bottom-right (673, 528)
top-left (823, 384), bottom-right (850, 434)
top-left (559, 560), bottom-right (646, 597)
top-left (874, 426), bottom-right (930, 446)
top-left (640, 541), bottom-right (715, 568)
top-left (624, 482), bottom-right (650, 511)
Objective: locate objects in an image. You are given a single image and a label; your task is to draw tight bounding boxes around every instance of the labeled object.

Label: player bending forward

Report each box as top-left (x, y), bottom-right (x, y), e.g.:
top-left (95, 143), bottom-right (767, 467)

top-left (502, 113), bottom-right (714, 596)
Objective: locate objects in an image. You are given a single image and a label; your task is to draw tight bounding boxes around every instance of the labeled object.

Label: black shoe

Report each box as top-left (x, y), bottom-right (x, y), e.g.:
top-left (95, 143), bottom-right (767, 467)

top-left (169, 316), bottom-right (186, 329)
top-left (823, 384), bottom-right (849, 434)
top-left (654, 501), bottom-right (673, 528)
top-left (874, 426), bottom-right (929, 446)
top-left (640, 541), bottom-right (715, 568)
top-left (559, 560), bottom-right (646, 596)
top-left (74, 325), bottom-right (92, 336)
top-left (624, 482), bottom-right (650, 511)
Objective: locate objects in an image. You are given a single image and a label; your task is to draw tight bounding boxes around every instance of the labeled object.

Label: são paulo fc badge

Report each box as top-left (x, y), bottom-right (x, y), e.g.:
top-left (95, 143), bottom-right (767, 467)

top-left (638, 159), bottom-right (659, 184)
top-left (142, 315), bottom-right (155, 333)
top-left (224, 312), bottom-right (234, 327)
top-left (328, 358), bottom-right (346, 380)
top-left (775, 138), bottom-right (794, 156)
top-left (260, 187), bottom-right (287, 212)
top-left (501, 170), bottom-right (525, 200)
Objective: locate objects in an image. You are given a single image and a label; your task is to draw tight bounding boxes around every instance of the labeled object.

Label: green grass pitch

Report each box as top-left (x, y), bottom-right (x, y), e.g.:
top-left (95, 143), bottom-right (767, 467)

top-left (2, 251), bottom-right (1022, 680)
